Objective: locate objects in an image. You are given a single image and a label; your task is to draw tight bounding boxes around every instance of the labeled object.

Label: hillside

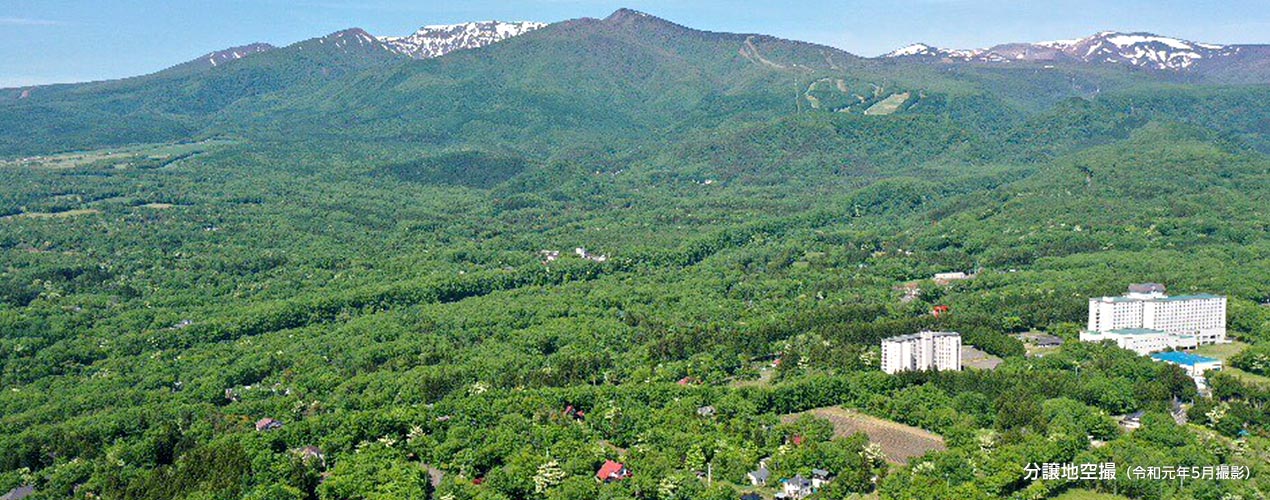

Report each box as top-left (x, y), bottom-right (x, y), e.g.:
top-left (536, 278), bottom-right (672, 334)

top-left (0, 28), bottom-right (405, 156)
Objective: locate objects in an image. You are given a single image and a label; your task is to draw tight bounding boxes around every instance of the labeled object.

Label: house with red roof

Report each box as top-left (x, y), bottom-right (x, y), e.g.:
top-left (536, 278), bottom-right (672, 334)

top-left (255, 417), bottom-right (283, 431)
top-left (595, 460), bottom-right (630, 482)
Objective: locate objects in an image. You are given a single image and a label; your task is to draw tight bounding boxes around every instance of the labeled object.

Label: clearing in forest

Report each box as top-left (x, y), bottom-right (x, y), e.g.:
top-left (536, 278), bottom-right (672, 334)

top-left (1195, 341), bottom-right (1270, 386)
top-left (0, 140), bottom-right (231, 170)
top-left (781, 406), bottom-right (945, 464)
top-left (863, 92), bottom-right (910, 115)
top-left (2, 208), bottom-right (101, 220)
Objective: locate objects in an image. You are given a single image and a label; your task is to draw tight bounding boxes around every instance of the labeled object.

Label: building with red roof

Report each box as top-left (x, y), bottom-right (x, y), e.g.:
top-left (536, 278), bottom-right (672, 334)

top-left (595, 460), bottom-right (630, 482)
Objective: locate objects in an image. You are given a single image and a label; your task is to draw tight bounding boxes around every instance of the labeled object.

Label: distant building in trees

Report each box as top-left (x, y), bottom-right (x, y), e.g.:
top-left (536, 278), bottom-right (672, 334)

top-left (295, 445), bottom-right (326, 467)
top-left (810, 469), bottom-right (833, 488)
top-left (595, 460), bottom-right (630, 482)
top-left (574, 247), bottom-right (608, 262)
top-left (777, 475), bottom-right (814, 499)
top-left (254, 418), bottom-right (283, 431)
top-left (932, 272), bottom-right (973, 285)
top-left (880, 331), bottom-right (962, 374)
top-left (747, 461), bottom-right (771, 486)
top-left (1120, 410), bottom-right (1145, 430)
top-left (1015, 332), bottom-right (1063, 348)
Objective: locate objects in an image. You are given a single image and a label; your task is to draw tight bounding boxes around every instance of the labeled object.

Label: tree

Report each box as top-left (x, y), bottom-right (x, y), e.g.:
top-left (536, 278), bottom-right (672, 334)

top-left (533, 460), bottom-right (566, 495)
top-left (319, 445), bottom-right (431, 500)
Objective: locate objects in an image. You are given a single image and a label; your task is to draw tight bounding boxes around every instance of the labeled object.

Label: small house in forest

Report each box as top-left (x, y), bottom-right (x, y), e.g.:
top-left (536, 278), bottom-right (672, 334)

top-left (747, 462), bottom-right (770, 486)
top-left (1120, 410), bottom-right (1145, 430)
top-left (255, 417), bottom-right (283, 431)
top-left (777, 475), bottom-right (813, 499)
top-left (596, 460), bottom-right (630, 482)
top-left (295, 445), bottom-right (326, 467)
top-left (933, 272), bottom-right (972, 285)
top-left (811, 469), bottom-right (832, 488)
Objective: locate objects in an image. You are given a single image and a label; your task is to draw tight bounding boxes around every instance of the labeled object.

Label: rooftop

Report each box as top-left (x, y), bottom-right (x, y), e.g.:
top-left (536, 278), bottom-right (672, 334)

top-left (1095, 296), bottom-right (1144, 302)
top-left (1151, 351), bottom-right (1220, 366)
top-left (1128, 283), bottom-right (1166, 294)
top-left (784, 475), bottom-right (811, 487)
top-left (1156, 293), bottom-right (1224, 301)
top-left (1094, 293), bottom-right (1224, 302)
top-left (882, 331), bottom-right (961, 342)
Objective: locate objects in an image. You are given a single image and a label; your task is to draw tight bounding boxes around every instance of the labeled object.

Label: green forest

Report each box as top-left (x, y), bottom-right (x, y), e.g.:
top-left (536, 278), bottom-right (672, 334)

top-left (1, 9), bottom-right (1268, 500)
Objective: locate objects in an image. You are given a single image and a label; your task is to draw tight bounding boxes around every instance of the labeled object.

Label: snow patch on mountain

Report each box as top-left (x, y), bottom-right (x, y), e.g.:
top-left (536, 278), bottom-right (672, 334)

top-left (883, 31), bottom-right (1236, 71)
top-left (203, 43), bottom-right (275, 67)
top-left (379, 21), bottom-right (545, 59)
top-left (885, 43), bottom-right (938, 57)
top-left (883, 43), bottom-right (986, 60)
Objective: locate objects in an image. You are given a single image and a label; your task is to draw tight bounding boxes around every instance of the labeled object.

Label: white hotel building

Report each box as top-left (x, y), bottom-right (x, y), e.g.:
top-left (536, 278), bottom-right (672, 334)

top-left (881, 331), bottom-right (961, 374)
top-left (1080, 284), bottom-right (1227, 355)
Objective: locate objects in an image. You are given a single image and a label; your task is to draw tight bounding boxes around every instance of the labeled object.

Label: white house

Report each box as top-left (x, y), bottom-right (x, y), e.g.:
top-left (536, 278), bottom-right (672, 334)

top-left (811, 469), bottom-right (832, 488)
top-left (881, 331), bottom-right (961, 374)
top-left (777, 475), bottom-right (813, 499)
top-left (746, 459), bottom-right (770, 486)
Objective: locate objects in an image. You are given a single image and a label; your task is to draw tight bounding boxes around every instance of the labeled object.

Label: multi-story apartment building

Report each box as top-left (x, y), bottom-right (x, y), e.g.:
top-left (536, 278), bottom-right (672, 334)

top-left (1143, 294), bottom-right (1227, 344)
top-left (880, 331), bottom-right (961, 374)
top-left (1086, 284), bottom-right (1226, 347)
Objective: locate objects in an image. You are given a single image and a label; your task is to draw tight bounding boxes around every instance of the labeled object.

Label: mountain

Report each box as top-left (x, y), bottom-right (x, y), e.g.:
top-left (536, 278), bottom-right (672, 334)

top-left (4, 10), bottom-right (1270, 159)
top-left (0, 27), bottom-right (405, 155)
top-left (883, 31), bottom-right (1270, 81)
top-left (1035, 32), bottom-right (1232, 69)
top-left (202, 8), bottom-right (871, 154)
top-left (379, 21), bottom-right (546, 59)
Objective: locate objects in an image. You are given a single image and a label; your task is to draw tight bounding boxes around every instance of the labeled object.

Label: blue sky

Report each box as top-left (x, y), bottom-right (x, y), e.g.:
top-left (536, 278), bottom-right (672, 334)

top-left (4, 0), bottom-right (1270, 87)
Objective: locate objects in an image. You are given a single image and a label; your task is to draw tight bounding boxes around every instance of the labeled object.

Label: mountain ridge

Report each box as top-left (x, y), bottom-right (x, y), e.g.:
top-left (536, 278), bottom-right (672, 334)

top-left (9, 12), bottom-right (1270, 92)
top-left (4, 8), bottom-right (1270, 158)
top-left (882, 30), bottom-right (1269, 74)
top-left (379, 20), bottom-right (546, 59)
